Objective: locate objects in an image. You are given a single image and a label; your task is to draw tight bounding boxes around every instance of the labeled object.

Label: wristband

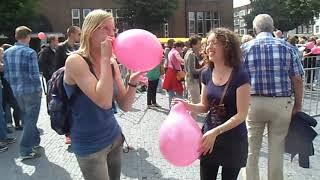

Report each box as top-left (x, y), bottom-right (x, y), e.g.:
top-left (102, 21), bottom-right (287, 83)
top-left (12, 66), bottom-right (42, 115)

top-left (128, 82), bottom-right (137, 88)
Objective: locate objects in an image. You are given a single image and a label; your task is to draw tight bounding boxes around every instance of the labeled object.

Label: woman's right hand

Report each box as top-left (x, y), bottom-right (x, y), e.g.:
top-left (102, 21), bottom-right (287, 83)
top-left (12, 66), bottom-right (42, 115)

top-left (171, 98), bottom-right (188, 108)
top-left (101, 36), bottom-right (113, 62)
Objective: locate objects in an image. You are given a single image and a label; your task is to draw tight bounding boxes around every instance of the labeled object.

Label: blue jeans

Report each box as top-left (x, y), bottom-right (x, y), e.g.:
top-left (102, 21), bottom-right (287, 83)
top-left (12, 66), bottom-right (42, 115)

top-left (16, 92), bottom-right (41, 156)
top-left (0, 80), bottom-right (7, 140)
top-left (168, 91), bottom-right (183, 109)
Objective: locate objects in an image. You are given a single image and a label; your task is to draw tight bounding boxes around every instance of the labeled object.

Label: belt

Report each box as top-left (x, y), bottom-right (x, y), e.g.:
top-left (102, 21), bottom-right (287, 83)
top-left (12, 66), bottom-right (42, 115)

top-left (251, 94), bottom-right (291, 97)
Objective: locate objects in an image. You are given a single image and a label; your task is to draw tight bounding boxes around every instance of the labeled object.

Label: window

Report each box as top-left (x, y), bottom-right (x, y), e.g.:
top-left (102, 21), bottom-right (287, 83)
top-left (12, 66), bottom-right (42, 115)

top-left (234, 19), bottom-right (240, 26)
top-left (164, 23), bottom-right (169, 37)
top-left (234, 12), bottom-right (239, 17)
top-left (247, 8), bottom-right (252, 14)
top-left (72, 9), bottom-right (80, 26)
top-left (83, 9), bottom-right (91, 19)
top-left (115, 9), bottom-right (125, 32)
top-left (188, 12), bottom-right (196, 37)
top-left (213, 11), bottom-right (220, 28)
top-left (197, 12), bottom-right (204, 36)
top-left (105, 9), bottom-right (113, 14)
top-left (303, 25), bottom-right (308, 34)
top-left (205, 11), bottom-right (212, 33)
top-left (239, 10), bottom-right (245, 17)
top-left (240, 20), bottom-right (246, 27)
top-left (298, 26), bottom-right (302, 34)
top-left (308, 25), bottom-right (313, 33)
top-left (240, 28), bottom-right (245, 35)
top-left (316, 25), bottom-right (319, 33)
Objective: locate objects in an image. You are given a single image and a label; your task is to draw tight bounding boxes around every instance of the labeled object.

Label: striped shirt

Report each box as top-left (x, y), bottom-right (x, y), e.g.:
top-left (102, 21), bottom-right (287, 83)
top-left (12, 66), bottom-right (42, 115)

top-left (241, 32), bottom-right (304, 97)
top-left (3, 42), bottom-right (42, 97)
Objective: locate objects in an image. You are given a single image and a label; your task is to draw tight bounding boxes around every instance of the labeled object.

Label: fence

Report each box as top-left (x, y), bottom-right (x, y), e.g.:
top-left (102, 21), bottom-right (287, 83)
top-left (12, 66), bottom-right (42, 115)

top-left (302, 55), bottom-right (320, 117)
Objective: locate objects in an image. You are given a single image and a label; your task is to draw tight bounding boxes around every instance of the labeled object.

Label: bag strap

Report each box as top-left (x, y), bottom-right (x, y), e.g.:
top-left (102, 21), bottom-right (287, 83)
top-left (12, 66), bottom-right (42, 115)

top-left (218, 70), bottom-right (233, 105)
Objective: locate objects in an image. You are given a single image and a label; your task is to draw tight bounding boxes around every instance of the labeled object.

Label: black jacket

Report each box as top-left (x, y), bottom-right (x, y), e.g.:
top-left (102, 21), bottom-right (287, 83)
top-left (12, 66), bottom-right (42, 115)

top-left (285, 112), bottom-right (318, 168)
top-left (39, 46), bottom-right (56, 81)
top-left (54, 41), bottom-right (79, 71)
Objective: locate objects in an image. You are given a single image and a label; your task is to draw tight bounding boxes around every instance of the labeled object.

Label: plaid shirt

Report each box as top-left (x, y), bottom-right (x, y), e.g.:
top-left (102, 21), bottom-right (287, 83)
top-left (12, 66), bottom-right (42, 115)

top-left (241, 32), bottom-right (304, 97)
top-left (4, 42), bottom-right (42, 97)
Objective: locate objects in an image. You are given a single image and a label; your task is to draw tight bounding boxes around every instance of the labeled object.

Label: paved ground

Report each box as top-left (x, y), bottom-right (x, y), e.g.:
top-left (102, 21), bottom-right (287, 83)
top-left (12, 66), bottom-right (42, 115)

top-left (0, 91), bottom-right (319, 180)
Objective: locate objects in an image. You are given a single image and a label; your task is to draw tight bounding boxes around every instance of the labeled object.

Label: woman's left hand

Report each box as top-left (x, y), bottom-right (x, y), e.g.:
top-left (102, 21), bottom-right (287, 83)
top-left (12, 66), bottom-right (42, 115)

top-left (129, 71), bottom-right (145, 84)
top-left (201, 128), bottom-right (219, 156)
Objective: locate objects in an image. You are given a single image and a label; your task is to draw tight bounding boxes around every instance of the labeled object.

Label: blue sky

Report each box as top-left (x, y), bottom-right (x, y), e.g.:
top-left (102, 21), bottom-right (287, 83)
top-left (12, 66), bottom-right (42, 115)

top-left (234, 0), bottom-right (250, 8)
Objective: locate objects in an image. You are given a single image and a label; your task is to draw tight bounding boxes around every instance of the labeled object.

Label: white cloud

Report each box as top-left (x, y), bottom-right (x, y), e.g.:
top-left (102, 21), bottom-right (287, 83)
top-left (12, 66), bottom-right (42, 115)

top-left (234, 0), bottom-right (251, 8)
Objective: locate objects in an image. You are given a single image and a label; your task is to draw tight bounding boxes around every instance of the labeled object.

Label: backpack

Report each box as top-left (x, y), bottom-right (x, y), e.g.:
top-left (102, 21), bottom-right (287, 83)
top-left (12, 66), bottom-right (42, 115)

top-left (47, 57), bottom-right (93, 135)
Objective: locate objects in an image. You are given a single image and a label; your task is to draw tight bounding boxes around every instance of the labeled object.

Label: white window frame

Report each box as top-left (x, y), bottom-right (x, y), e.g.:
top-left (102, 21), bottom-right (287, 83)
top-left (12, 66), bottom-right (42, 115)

top-left (71, 9), bottom-right (80, 26)
top-left (197, 11), bottom-right (204, 36)
top-left (234, 12), bottom-right (239, 17)
top-left (316, 25), bottom-right (319, 33)
top-left (83, 9), bottom-right (91, 18)
top-left (188, 12), bottom-right (196, 37)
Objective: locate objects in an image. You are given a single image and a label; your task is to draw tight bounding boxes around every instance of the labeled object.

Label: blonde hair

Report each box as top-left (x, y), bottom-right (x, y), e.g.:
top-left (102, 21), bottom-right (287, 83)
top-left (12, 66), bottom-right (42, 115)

top-left (77, 9), bottom-right (113, 60)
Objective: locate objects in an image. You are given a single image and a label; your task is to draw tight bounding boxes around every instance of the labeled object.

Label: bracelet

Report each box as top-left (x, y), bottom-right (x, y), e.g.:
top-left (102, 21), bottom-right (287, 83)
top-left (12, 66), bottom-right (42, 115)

top-left (128, 82), bottom-right (137, 88)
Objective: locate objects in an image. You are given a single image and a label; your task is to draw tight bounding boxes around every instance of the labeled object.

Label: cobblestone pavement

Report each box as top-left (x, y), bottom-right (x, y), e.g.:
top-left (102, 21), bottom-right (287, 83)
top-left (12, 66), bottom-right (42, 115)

top-left (0, 91), bottom-right (319, 180)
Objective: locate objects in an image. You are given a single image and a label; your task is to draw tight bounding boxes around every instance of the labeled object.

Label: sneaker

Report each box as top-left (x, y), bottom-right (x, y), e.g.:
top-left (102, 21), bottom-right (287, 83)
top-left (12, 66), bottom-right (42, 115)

top-left (0, 142), bottom-right (8, 153)
top-left (4, 137), bottom-right (16, 144)
top-left (15, 126), bottom-right (23, 131)
top-left (20, 152), bottom-right (41, 161)
top-left (65, 136), bottom-right (71, 144)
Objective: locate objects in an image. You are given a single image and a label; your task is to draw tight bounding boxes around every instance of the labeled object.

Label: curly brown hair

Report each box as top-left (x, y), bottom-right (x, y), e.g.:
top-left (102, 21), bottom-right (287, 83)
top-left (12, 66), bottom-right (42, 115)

top-left (206, 28), bottom-right (242, 69)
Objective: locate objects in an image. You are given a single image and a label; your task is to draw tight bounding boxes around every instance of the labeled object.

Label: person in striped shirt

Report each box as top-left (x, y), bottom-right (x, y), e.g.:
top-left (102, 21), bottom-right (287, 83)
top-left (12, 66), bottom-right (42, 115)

top-left (242, 14), bottom-right (304, 180)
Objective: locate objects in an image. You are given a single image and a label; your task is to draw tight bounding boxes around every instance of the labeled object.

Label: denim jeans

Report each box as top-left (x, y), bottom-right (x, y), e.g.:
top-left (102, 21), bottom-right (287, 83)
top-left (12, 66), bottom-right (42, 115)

top-left (16, 92), bottom-right (41, 156)
top-left (0, 80), bottom-right (7, 140)
top-left (76, 134), bottom-right (124, 180)
top-left (168, 91), bottom-right (183, 109)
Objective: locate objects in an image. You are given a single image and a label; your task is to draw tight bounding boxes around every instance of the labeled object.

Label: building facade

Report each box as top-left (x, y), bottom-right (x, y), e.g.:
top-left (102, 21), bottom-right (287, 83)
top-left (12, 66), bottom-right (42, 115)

top-left (233, 4), bottom-right (251, 36)
top-left (37, 0), bottom-right (233, 38)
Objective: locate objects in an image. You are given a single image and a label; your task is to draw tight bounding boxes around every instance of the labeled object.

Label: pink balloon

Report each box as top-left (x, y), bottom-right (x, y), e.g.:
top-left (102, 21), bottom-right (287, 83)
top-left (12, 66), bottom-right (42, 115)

top-left (38, 32), bottom-right (46, 40)
top-left (114, 29), bottom-right (163, 72)
top-left (311, 47), bottom-right (320, 55)
top-left (159, 102), bottom-right (202, 167)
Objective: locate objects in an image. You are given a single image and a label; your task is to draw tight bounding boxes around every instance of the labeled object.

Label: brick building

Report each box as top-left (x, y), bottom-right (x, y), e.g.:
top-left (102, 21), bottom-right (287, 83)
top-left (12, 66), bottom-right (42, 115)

top-left (37, 0), bottom-right (233, 38)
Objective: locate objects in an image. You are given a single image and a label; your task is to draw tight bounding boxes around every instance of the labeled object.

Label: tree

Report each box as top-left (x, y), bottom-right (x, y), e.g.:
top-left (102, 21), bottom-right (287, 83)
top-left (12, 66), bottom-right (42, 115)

top-left (0, 0), bottom-right (40, 41)
top-left (244, 0), bottom-right (320, 32)
top-left (113, 0), bottom-right (178, 32)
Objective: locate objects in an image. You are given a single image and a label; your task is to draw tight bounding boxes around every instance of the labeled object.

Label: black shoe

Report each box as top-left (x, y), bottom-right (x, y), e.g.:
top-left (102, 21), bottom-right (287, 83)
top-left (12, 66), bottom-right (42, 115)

top-left (20, 151), bottom-right (41, 161)
top-left (4, 137), bottom-right (16, 144)
top-left (0, 143), bottom-right (8, 153)
top-left (15, 126), bottom-right (23, 131)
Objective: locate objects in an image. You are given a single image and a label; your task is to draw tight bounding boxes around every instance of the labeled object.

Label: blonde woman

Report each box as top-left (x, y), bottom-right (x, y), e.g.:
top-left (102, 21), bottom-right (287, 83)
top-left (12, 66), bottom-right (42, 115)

top-left (64, 10), bottom-right (141, 180)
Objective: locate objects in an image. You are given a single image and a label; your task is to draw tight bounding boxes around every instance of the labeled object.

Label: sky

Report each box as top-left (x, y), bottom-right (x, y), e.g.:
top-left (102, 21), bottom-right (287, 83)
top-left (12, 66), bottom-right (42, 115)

top-left (233, 0), bottom-right (251, 8)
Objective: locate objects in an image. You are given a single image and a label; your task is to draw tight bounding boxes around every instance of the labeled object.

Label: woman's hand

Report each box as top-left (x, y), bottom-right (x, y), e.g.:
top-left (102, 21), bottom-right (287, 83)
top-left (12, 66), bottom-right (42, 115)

top-left (101, 36), bottom-right (113, 62)
top-left (201, 128), bottom-right (219, 156)
top-left (171, 98), bottom-right (188, 108)
top-left (128, 71), bottom-right (145, 85)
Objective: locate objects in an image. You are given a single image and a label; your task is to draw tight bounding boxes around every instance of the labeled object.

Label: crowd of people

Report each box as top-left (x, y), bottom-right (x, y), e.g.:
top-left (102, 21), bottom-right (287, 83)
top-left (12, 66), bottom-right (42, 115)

top-left (0, 9), bottom-right (316, 180)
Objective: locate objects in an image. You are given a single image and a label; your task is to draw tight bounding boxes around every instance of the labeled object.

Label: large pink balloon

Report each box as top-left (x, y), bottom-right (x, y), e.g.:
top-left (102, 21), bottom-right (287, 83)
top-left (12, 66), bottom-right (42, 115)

top-left (114, 29), bottom-right (163, 72)
top-left (159, 102), bottom-right (202, 167)
top-left (38, 32), bottom-right (46, 40)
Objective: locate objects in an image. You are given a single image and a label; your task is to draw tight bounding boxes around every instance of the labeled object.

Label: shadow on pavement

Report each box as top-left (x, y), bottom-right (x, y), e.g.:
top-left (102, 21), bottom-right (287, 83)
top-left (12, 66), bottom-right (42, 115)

top-left (122, 148), bottom-right (179, 180)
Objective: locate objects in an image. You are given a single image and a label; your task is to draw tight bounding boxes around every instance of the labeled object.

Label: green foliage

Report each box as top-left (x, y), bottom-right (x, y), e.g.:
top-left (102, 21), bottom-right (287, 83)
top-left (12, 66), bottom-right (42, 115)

top-left (114, 0), bottom-right (178, 31)
top-left (0, 0), bottom-right (40, 39)
top-left (244, 0), bottom-right (320, 32)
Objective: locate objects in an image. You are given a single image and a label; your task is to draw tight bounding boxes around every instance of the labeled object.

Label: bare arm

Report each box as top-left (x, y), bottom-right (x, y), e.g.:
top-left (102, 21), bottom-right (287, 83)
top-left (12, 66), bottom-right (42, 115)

top-left (112, 59), bottom-right (141, 112)
top-left (291, 75), bottom-right (304, 114)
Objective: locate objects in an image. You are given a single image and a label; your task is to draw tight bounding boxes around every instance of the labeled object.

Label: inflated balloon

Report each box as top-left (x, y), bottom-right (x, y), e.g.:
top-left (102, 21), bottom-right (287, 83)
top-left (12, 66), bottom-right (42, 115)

top-left (38, 32), bottom-right (46, 40)
top-left (159, 102), bottom-right (202, 167)
top-left (305, 42), bottom-right (315, 50)
top-left (114, 29), bottom-right (163, 72)
top-left (311, 47), bottom-right (320, 55)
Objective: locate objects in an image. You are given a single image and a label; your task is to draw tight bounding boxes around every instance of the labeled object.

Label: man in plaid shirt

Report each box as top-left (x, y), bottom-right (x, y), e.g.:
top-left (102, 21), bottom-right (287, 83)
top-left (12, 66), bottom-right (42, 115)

top-left (242, 14), bottom-right (304, 180)
top-left (4, 26), bottom-right (42, 160)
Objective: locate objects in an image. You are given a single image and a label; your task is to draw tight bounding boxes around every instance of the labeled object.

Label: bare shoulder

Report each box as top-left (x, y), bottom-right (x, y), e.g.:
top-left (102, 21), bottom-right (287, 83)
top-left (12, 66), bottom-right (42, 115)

top-left (65, 54), bottom-right (88, 71)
